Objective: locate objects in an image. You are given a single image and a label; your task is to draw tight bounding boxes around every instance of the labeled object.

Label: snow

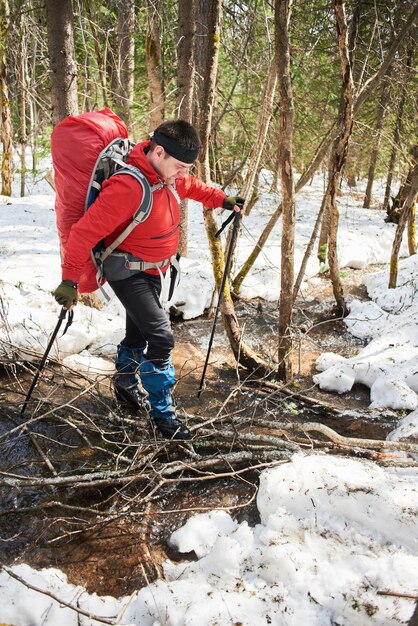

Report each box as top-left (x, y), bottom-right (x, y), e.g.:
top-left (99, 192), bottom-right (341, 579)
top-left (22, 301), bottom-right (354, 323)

top-left (1, 164), bottom-right (417, 624)
top-left (1, 454), bottom-right (417, 625)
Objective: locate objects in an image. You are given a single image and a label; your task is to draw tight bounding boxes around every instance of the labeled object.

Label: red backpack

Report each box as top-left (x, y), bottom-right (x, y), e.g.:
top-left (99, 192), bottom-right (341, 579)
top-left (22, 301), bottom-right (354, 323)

top-left (51, 108), bottom-right (152, 293)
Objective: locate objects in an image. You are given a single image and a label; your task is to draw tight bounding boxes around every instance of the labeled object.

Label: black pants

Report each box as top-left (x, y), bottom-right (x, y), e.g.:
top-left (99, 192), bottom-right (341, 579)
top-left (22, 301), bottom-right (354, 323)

top-left (108, 272), bottom-right (174, 364)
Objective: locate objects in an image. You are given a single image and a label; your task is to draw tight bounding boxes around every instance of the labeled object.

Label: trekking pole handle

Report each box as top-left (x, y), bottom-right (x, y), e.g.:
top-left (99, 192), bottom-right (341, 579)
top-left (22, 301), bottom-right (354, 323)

top-left (215, 198), bottom-right (244, 238)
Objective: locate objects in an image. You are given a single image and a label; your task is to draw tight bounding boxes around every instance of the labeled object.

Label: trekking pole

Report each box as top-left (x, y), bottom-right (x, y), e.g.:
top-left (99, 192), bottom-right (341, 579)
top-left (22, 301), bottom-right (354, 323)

top-left (19, 307), bottom-right (73, 417)
top-left (18, 307), bottom-right (73, 476)
top-left (198, 206), bottom-right (243, 397)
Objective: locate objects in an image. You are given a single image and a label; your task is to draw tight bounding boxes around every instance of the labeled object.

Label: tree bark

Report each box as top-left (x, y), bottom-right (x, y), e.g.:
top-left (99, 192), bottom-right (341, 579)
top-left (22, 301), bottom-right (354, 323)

top-left (363, 83), bottom-right (388, 208)
top-left (293, 195), bottom-right (327, 301)
top-left (383, 45), bottom-right (414, 214)
top-left (85, 0), bottom-right (109, 108)
top-left (19, 7), bottom-right (27, 197)
top-left (176, 0), bottom-right (196, 122)
top-left (226, 58), bottom-right (277, 283)
top-left (195, 0), bottom-right (272, 379)
top-left (243, 60), bottom-right (277, 209)
top-left (45, 0), bottom-right (78, 125)
top-left (275, 0), bottom-right (295, 381)
top-left (383, 92), bottom-right (406, 215)
top-left (176, 0), bottom-right (196, 257)
top-left (323, 0), bottom-right (356, 316)
top-left (388, 146), bottom-right (418, 288)
top-left (116, 0), bottom-right (135, 129)
top-left (0, 0), bottom-right (12, 196)
top-left (145, 0), bottom-right (165, 129)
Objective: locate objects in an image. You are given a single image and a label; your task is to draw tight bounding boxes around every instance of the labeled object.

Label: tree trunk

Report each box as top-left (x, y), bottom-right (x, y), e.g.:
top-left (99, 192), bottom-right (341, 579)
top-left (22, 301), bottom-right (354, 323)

top-left (275, 0), bottom-right (295, 382)
top-left (383, 93), bottom-right (406, 215)
top-left (45, 0), bottom-right (78, 125)
top-left (383, 45), bottom-right (413, 214)
top-left (293, 195), bottom-right (327, 301)
top-left (116, 0), bottom-right (135, 129)
top-left (27, 12), bottom-right (38, 172)
top-left (0, 0), bottom-right (12, 196)
top-left (323, 0), bottom-right (356, 316)
top-left (19, 9), bottom-right (27, 197)
top-left (408, 202), bottom-right (416, 256)
top-left (85, 0), bottom-right (109, 108)
top-left (145, 0), bottom-right (164, 129)
top-left (176, 0), bottom-right (196, 257)
top-left (176, 0), bottom-right (196, 122)
top-left (388, 147), bottom-right (418, 288)
top-left (243, 60), bottom-right (277, 209)
top-left (195, 0), bottom-right (272, 380)
top-left (225, 58), bottom-right (277, 282)
top-left (77, 0), bottom-right (92, 112)
top-left (232, 203), bottom-right (283, 294)
top-left (363, 83), bottom-right (387, 208)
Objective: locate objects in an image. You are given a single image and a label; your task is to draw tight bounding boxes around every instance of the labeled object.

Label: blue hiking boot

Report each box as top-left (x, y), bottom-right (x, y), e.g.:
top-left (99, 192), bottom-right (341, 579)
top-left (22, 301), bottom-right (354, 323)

top-left (114, 343), bottom-right (150, 412)
top-left (139, 356), bottom-right (190, 440)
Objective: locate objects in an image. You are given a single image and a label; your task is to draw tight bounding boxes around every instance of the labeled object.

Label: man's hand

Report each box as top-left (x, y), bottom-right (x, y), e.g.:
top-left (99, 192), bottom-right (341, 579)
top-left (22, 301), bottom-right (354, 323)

top-left (52, 280), bottom-right (78, 309)
top-left (223, 196), bottom-right (246, 212)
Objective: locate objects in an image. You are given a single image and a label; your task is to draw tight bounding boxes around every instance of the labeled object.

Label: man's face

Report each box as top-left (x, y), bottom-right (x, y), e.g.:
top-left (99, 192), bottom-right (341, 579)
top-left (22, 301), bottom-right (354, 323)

top-left (148, 145), bottom-right (194, 184)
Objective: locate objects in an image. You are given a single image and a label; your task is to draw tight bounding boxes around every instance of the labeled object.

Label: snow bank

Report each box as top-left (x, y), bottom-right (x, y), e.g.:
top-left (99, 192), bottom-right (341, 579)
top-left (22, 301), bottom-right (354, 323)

top-left (1, 454), bottom-right (417, 626)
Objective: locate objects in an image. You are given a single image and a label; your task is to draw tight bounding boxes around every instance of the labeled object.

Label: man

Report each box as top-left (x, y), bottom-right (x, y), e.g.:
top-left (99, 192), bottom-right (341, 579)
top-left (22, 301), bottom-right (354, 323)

top-left (53, 119), bottom-right (244, 441)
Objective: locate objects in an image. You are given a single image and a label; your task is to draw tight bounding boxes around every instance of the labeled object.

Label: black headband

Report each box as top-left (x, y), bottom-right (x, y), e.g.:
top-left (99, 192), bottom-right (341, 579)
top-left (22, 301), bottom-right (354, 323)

top-left (152, 130), bottom-right (199, 163)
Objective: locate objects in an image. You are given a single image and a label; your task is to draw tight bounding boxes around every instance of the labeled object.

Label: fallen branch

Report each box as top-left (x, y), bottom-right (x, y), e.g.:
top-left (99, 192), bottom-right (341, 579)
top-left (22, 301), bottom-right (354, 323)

top-left (256, 420), bottom-right (418, 454)
top-left (1, 564), bottom-right (136, 625)
top-left (377, 589), bottom-right (418, 600)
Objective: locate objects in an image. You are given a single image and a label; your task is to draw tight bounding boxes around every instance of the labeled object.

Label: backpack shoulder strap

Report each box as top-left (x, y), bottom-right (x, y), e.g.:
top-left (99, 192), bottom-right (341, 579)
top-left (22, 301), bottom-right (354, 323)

top-left (85, 137), bottom-right (132, 210)
top-left (98, 165), bottom-right (153, 264)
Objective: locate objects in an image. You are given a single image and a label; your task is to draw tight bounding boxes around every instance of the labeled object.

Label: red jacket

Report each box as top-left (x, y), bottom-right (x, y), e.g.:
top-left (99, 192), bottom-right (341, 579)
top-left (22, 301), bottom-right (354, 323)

top-left (61, 140), bottom-right (227, 290)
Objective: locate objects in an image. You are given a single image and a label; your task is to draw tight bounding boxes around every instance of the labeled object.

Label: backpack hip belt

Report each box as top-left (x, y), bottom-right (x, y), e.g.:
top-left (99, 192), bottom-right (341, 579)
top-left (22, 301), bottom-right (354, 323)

top-left (99, 250), bottom-right (181, 304)
top-left (110, 250), bottom-right (173, 272)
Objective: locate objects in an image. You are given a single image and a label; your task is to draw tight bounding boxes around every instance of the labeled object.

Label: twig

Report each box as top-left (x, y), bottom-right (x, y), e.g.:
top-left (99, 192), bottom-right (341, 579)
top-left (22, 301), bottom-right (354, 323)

top-left (2, 565), bottom-right (122, 625)
top-left (377, 590), bottom-right (418, 600)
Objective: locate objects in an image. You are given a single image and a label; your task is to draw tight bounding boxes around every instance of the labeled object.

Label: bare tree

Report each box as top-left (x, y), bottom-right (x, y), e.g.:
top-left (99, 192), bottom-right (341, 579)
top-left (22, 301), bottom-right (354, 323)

top-left (275, 0), bottom-right (295, 381)
top-left (0, 0), bottom-right (12, 196)
top-left (146, 0), bottom-right (165, 129)
top-left (363, 82), bottom-right (388, 208)
top-left (383, 46), bottom-right (414, 214)
top-left (176, 0), bottom-right (196, 256)
top-left (45, 0), bottom-right (78, 125)
top-left (19, 5), bottom-right (28, 197)
top-left (195, 0), bottom-right (271, 377)
top-left (388, 145), bottom-right (418, 288)
top-left (176, 0), bottom-right (196, 122)
top-left (85, 0), bottom-right (110, 108)
top-left (243, 61), bottom-right (277, 208)
top-left (321, 0), bottom-right (356, 315)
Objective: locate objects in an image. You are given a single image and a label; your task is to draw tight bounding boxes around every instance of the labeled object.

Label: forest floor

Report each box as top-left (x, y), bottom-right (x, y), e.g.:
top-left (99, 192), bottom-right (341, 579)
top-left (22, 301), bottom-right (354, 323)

top-left (0, 264), bottom-right (398, 598)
